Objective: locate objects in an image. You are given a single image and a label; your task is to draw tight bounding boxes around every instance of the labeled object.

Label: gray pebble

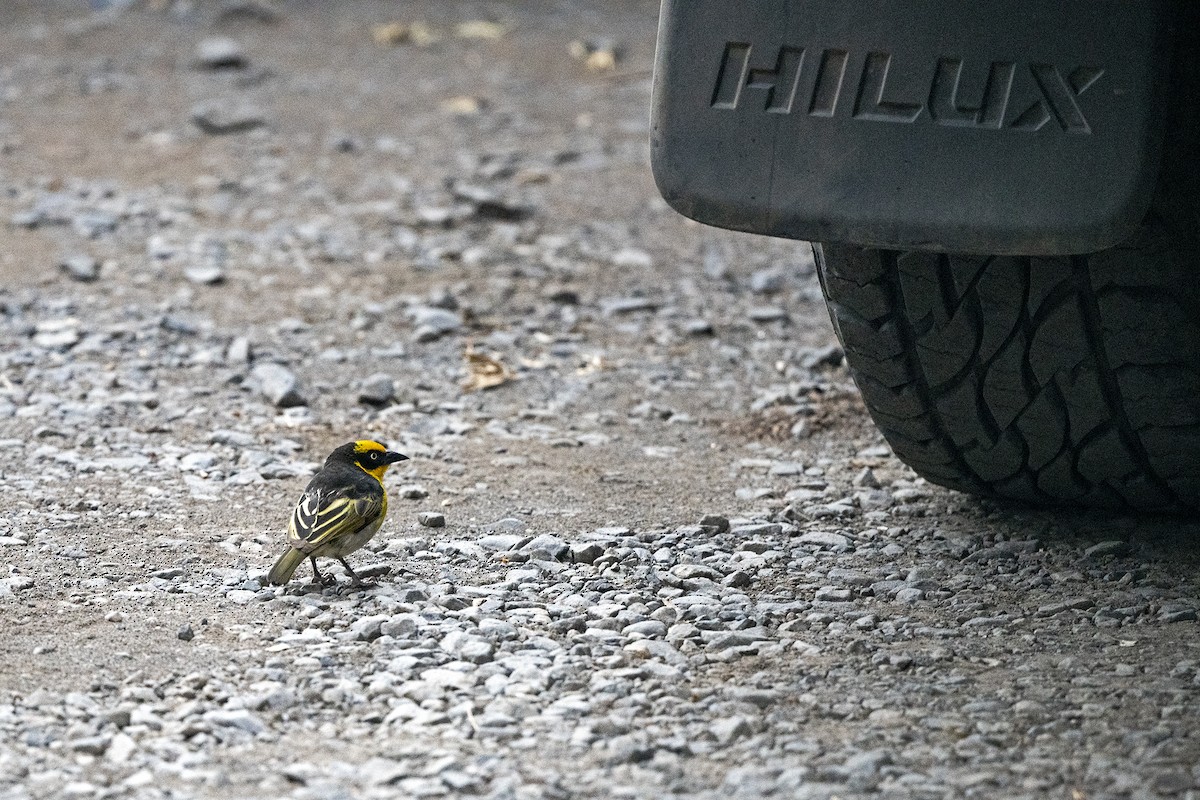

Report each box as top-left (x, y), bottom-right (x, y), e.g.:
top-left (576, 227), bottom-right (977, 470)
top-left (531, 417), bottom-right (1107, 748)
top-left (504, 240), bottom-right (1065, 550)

top-left (601, 296), bottom-right (660, 316)
top-left (183, 264), bottom-right (225, 285)
top-left (522, 533), bottom-right (569, 561)
top-left (69, 735), bottom-right (111, 755)
top-left (193, 37), bottom-right (248, 69)
top-left (798, 531), bottom-right (851, 550)
top-left (351, 615), bottom-right (388, 642)
top-left (417, 511), bottom-right (445, 528)
top-left (358, 373), bottom-right (395, 405)
top-left (226, 336), bottom-right (251, 364)
top-left (60, 254), bottom-right (99, 282)
top-left (749, 268), bottom-right (784, 294)
top-left (1085, 540), bottom-right (1130, 558)
top-left (176, 624), bottom-right (194, 641)
top-left (747, 306), bottom-right (787, 323)
top-left (570, 542), bottom-right (605, 564)
top-left (249, 362), bottom-right (305, 407)
top-left (191, 101), bottom-right (267, 135)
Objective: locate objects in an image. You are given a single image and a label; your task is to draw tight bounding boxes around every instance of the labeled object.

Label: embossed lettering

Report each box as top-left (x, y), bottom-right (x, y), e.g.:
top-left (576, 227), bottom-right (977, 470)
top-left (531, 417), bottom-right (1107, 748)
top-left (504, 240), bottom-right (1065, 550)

top-left (929, 58), bottom-right (1015, 129)
top-left (1011, 64), bottom-right (1104, 132)
top-left (711, 42), bottom-right (751, 109)
top-left (853, 52), bottom-right (923, 123)
top-left (809, 49), bottom-right (848, 117)
top-left (709, 41), bottom-right (1103, 134)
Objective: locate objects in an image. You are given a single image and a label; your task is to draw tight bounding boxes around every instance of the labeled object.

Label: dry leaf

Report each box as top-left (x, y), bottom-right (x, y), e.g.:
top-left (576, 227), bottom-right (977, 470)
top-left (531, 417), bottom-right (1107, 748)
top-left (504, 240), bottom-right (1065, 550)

top-left (568, 39), bottom-right (620, 72)
top-left (456, 20), bottom-right (508, 40)
top-left (463, 346), bottom-right (515, 392)
top-left (372, 21), bottom-right (440, 47)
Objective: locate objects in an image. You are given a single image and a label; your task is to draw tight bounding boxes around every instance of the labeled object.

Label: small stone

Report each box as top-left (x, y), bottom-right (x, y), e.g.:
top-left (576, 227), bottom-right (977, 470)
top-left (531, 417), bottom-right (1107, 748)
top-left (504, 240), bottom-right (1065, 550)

top-left (1036, 597), bottom-right (1095, 616)
top-left (723, 571), bottom-right (752, 588)
top-left (710, 716), bottom-right (752, 745)
top-left (1085, 540), bottom-right (1130, 558)
top-left (105, 733), bottom-right (136, 764)
top-left (180, 452), bottom-right (219, 472)
top-left (358, 373), bottom-right (395, 405)
top-left (60, 255), bottom-right (99, 282)
top-left (601, 296), bottom-right (659, 316)
top-left (102, 709), bottom-right (131, 728)
top-left (193, 37), bottom-right (248, 69)
top-left (482, 517), bottom-right (528, 534)
top-left (176, 624), bottom-right (194, 641)
top-left (351, 614), bottom-right (389, 642)
top-left (398, 484), bottom-right (428, 500)
top-left (73, 211), bottom-right (118, 239)
top-left (183, 264), bottom-right (225, 285)
top-left (671, 564), bottom-right (722, 581)
top-left (895, 587), bottom-right (924, 604)
top-left (69, 735), bottom-right (110, 755)
top-left (217, 0), bottom-right (281, 24)
top-left (192, 101), bottom-right (267, 135)
top-left (409, 306), bottom-right (462, 340)
top-left (698, 514), bottom-right (730, 533)
top-left (749, 268), bottom-right (784, 294)
top-left (623, 620), bottom-right (667, 638)
top-left (381, 615), bottom-right (419, 638)
top-left (250, 363), bottom-right (305, 407)
top-left (0, 576), bottom-right (34, 593)
top-left (748, 306), bottom-right (787, 323)
top-left (571, 542), bottom-right (605, 564)
top-left (226, 336), bottom-right (251, 364)
top-left (611, 247), bottom-right (653, 269)
top-left (798, 531), bottom-right (851, 550)
top-left (815, 586), bottom-right (852, 602)
top-left (843, 749), bottom-right (892, 777)
top-left (151, 567), bottom-right (184, 579)
top-left (801, 344), bottom-right (844, 370)
top-left (684, 319), bottom-right (714, 336)
top-left (522, 533), bottom-right (569, 561)
top-left (417, 512), bottom-right (445, 528)
top-left (204, 709), bottom-right (266, 735)
top-left (852, 467), bottom-right (881, 489)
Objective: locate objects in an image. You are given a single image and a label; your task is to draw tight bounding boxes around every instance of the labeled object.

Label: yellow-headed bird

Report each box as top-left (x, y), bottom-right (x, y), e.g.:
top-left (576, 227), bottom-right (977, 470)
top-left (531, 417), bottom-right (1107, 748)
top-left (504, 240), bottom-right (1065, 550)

top-left (267, 440), bottom-right (408, 587)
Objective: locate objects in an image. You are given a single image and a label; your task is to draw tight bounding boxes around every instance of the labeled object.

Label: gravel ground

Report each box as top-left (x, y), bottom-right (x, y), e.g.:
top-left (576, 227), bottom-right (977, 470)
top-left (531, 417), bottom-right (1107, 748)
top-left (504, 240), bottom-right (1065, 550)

top-left (1, 2), bottom-right (1198, 799)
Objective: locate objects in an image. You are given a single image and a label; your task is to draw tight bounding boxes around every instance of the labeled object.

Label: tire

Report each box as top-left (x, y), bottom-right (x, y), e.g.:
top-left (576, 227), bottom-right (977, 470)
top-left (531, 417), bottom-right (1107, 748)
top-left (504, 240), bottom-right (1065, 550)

top-left (815, 234), bottom-right (1200, 513)
top-left (814, 9), bottom-right (1200, 514)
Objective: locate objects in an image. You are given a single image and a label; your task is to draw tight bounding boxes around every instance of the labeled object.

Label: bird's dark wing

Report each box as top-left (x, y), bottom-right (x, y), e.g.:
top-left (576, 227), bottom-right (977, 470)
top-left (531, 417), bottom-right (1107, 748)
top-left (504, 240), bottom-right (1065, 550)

top-left (287, 483), bottom-right (384, 551)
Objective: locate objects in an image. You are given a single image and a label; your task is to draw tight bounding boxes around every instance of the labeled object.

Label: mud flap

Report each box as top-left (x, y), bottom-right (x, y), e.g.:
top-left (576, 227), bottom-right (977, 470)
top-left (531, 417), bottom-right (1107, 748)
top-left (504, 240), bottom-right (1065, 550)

top-left (651, 0), bottom-right (1174, 255)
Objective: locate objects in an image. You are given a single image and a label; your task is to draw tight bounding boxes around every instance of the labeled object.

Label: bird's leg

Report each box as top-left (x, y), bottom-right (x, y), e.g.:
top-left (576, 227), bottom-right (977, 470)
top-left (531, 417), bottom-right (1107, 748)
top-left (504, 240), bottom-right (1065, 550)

top-left (310, 557), bottom-right (336, 586)
top-left (338, 558), bottom-right (375, 588)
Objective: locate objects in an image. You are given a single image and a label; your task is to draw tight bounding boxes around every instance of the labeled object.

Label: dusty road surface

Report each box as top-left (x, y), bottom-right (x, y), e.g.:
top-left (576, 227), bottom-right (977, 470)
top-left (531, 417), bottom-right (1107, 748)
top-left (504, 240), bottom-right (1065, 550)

top-left (1, 2), bottom-right (1198, 799)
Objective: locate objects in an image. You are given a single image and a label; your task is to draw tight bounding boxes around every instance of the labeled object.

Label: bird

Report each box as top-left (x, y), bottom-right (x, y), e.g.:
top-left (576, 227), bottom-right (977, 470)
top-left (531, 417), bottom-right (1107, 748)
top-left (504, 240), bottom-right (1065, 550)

top-left (266, 439), bottom-right (408, 587)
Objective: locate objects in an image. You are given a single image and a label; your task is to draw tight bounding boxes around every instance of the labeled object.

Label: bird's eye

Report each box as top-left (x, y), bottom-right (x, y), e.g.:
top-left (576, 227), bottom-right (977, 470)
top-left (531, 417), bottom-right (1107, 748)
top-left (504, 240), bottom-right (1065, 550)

top-left (369, 451), bottom-right (379, 461)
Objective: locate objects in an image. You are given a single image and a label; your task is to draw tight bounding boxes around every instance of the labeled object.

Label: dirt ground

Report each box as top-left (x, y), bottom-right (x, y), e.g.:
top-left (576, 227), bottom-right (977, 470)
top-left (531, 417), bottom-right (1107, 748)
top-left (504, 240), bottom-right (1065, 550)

top-left (0, 2), bottom-right (1198, 799)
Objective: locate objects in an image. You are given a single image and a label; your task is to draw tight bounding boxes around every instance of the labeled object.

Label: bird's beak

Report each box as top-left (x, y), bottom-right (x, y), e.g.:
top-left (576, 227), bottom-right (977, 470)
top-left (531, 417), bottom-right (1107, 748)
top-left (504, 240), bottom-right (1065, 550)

top-left (384, 451), bottom-right (409, 464)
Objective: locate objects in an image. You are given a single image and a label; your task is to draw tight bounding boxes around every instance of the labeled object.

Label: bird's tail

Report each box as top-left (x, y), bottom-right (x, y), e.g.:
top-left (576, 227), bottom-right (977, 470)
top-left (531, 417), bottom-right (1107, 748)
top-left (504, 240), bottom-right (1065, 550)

top-left (267, 548), bottom-right (305, 586)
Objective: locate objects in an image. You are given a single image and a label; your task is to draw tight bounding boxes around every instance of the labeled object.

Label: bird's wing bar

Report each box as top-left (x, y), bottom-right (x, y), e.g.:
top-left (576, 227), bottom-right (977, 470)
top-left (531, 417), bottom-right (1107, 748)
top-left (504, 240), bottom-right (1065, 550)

top-left (288, 489), bottom-right (383, 550)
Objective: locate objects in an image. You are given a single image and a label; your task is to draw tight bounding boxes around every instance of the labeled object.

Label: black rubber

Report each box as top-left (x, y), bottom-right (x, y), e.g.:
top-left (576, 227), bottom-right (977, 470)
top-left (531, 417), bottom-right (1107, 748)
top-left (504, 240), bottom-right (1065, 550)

top-left (816, 233), bottom-right (1200, 512)
top-left (814, 10), bottom-right (1200, 514)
